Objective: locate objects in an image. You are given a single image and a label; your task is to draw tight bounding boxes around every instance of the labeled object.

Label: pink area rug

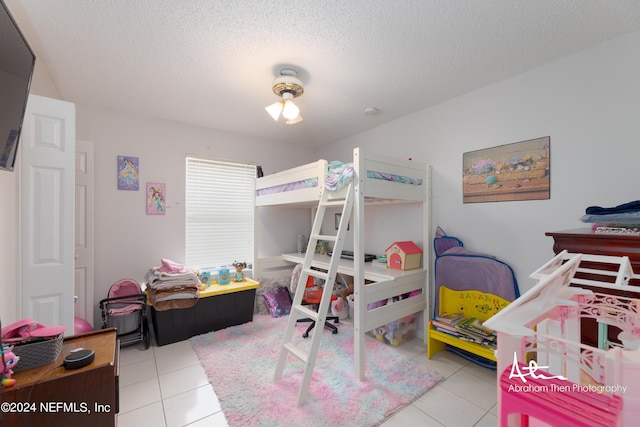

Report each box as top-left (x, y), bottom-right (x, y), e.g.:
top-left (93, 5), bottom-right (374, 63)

top-left (190, 314), bottom-right (443, 427)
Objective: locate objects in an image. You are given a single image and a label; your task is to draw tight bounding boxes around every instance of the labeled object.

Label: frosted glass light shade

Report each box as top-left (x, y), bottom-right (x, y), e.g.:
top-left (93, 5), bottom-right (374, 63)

top-left (286, 114), bottom-right (303, 125)
top-left (282, 100), bottom-right (300, 120)
top-left (265, 101), bottom-right (284, 121)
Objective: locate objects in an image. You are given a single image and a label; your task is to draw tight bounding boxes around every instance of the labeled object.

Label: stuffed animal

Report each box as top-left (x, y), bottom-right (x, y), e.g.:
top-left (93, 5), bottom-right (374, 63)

top-left (331, 297), bottom-right (349, 320)
top-left (1, 344), bottom-right (19, 387)
top-left (342, 280), bottom-right (354, 301)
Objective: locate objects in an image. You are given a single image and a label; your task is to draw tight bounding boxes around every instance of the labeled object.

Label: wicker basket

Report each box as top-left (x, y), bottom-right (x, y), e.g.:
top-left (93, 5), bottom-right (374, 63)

top-left (11, 334), bottom-right (64, 372)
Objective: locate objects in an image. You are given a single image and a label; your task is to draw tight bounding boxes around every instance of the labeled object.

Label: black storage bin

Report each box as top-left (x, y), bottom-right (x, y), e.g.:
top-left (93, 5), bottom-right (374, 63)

top-left (150, 285), bottom-right (257, 346)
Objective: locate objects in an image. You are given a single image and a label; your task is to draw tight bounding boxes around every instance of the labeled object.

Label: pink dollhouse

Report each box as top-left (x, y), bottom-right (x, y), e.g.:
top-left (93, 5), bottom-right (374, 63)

top-left (484, 250), bottom-right (640, 427)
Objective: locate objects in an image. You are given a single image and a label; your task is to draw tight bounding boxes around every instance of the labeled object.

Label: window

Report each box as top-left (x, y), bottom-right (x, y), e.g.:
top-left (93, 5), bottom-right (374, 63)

top-left (185, 156), bottom-right (255, 269)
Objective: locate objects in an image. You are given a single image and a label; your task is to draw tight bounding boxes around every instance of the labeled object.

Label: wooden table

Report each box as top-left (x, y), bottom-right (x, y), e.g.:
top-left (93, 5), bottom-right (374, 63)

top-left (0, 329), bottom-right (119, 427)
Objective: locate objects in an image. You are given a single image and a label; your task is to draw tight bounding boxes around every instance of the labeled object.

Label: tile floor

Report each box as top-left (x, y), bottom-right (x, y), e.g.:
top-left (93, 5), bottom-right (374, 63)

top-left (116, 321), bottom-right (498, 427)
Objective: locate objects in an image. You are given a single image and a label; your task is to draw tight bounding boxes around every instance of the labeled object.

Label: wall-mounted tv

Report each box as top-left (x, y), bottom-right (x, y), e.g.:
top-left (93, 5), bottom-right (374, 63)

top-left (0, 0), bottom-right (35, 172)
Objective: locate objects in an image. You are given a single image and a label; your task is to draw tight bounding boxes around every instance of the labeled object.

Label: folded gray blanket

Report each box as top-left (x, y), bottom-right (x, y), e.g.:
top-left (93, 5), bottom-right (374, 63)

top-left (580, 211), bottom-right (640, 224)
top-left (145, 267), bottom-right (199, 289)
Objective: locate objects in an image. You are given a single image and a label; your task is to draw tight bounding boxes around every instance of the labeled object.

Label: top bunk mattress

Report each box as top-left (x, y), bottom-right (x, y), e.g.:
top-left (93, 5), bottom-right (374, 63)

top-left (257, 161), bottom-right (423, 195)
top-left (258, 177), bottom-right (318, 195)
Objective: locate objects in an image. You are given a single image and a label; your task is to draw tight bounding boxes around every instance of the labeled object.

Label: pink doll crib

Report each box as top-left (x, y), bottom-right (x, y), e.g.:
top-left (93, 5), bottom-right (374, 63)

top-left (99, 279), bottom-right (150, 349)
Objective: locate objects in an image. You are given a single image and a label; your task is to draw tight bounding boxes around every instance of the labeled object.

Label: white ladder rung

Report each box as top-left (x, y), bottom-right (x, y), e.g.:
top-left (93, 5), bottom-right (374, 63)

top-left (284, 343), bottom-right (308, 363)
top-left (294, 305), bottom-right (319, 320)
top-left (304, 268), bottom-right (328, 281)
top-left (321, 200), bottom-right (347, 207)
top-left (312, 234), bottom-right (337, 242)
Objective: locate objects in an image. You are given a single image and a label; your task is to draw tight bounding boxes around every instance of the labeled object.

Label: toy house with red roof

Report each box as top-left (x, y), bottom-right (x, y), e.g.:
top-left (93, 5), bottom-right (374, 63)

top-left (385, 241), bottom-right (423, 270)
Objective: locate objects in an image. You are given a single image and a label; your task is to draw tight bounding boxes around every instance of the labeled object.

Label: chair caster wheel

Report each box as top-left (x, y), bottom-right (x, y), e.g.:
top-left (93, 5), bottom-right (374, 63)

top-left (303, 332), bottom-right (309, 339)
top-left (332, 329), bottom-right (338, 334)
top-left (334, 319), bottom-right (339, 324)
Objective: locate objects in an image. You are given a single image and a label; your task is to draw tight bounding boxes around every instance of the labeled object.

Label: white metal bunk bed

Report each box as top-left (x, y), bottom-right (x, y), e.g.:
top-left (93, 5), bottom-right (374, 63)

top-left (256, 147), bottom-right (431, 381)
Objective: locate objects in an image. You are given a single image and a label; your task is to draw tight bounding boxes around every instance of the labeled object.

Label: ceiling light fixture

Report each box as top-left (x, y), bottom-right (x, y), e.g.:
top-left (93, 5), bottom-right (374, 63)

top-left (265, 69), bottom-right (304, 125)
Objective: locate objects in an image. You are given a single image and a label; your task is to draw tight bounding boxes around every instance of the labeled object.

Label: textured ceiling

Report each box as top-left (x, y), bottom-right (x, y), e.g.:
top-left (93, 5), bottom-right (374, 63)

top-left (6, 0), bottom-right (640, 148)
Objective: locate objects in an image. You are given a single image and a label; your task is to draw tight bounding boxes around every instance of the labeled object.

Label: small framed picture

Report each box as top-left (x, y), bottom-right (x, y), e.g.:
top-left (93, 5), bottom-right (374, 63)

top-left (117, 156), bottom-right (139, 190)
top-left (146, 182), bottom-right (166, 215)
top-left (335, 213), bottom-right (350, 231)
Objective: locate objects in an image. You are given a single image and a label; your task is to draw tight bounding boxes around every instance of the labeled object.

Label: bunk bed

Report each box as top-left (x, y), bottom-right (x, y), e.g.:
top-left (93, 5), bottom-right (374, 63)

top-left (255, 147), bottom-right (431, 380)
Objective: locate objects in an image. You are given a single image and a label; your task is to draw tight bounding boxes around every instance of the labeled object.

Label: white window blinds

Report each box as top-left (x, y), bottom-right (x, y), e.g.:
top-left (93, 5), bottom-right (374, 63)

top-left (185, 156), bottom-right (255, 269)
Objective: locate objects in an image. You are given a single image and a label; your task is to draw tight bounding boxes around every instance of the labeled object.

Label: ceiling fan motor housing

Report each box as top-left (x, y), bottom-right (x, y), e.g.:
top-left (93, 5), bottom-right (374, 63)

top-left (272, 70), bottom-right (304, 98)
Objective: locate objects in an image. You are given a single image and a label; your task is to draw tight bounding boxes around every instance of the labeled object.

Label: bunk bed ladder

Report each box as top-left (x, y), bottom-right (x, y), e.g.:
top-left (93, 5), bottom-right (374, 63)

top-left (273, 182), bottom-right (354, 407)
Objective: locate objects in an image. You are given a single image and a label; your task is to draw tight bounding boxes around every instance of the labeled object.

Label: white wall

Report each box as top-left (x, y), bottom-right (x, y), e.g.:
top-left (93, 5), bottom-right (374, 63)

top-left (318, 30), bottom-right (640, 295)
top-left (75, 104), bottom-right (314, 325)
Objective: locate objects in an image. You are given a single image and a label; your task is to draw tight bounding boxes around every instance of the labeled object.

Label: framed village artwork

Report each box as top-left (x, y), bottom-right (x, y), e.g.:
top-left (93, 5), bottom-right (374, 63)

top-left (463, 136), bottom-right (550, 203)
top-left (146, 182), bottom-right (166, 215)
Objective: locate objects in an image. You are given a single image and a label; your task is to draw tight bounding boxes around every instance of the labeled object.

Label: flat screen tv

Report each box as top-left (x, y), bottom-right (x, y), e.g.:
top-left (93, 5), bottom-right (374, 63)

top-left (0, 0), bottom-right (35, 172)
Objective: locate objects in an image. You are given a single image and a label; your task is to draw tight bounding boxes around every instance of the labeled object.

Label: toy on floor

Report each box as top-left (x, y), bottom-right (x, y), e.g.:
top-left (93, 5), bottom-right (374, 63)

top-left (331, 296), bottom-right (349, 320)
top-left (1, 344), bottom-right (19, 387)
top-left (342, 280), bottom-right (354, 301)
top-left (368, 291), bottom-right (421, 346)
top-left (233, 261), bottom-right (247, 282)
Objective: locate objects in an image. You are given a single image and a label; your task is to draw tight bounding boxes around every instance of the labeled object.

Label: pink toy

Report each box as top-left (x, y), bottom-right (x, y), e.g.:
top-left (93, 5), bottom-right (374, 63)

top-left (331, 297), bottom-right (349, 320)
top-left (500, 362), bottom-right (622, 427)
top-left (1, 344), bottom-right (19, 387)
top-left (1, 318), bottom-right (66, 344)
top-left (484, 252), bottom-right (638, 426)
top-left (158, 258), bottom-right (187, 274)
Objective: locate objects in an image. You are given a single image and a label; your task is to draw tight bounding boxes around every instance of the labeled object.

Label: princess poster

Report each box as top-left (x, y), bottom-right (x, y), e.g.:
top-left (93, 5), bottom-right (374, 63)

top-left (117, 156), bottom-right (139, 190)
top-left (146, 182), bottom-right (166, 215)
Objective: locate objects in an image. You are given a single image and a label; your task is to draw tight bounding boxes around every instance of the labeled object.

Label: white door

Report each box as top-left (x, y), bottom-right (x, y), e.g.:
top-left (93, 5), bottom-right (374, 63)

top-left (19, 94), bottom-right (75, 335)
top-left (75, 140), bottom-right (94, 327)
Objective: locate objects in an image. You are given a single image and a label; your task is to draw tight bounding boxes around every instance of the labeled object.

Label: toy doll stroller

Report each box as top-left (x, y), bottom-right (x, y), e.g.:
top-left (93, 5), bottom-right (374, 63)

top-left (99, 279), bottom-right (150, 349)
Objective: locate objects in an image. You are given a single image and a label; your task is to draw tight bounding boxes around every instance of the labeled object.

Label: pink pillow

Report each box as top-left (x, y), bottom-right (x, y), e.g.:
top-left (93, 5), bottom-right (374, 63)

top-left (263, 287), bottom-right (292, 318)
top-left (158, 258), bottom-right (187, 273)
